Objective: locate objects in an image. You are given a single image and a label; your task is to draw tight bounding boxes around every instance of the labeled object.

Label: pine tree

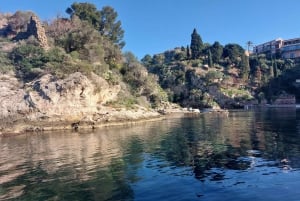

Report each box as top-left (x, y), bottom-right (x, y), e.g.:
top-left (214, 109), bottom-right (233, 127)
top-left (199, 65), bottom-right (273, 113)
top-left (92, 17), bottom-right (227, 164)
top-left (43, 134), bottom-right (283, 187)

top-left (190, 28), bottom-right (203, 59)
top-left (66, 3), bottom-right (125, 48)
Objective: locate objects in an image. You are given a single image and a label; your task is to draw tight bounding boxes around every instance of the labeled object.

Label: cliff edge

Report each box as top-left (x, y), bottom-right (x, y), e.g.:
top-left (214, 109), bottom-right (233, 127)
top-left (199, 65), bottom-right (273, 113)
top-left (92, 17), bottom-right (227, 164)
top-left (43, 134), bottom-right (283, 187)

top-left (0, 72), bottom-right (161, 135)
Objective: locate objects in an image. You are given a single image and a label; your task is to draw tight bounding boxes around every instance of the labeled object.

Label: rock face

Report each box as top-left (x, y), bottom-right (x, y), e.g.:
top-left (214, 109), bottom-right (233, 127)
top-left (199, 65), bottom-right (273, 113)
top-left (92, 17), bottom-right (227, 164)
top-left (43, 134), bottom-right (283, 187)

top-left (27, 15), bottom-right (49, 50)
top-left (24, 72), bottom-right (120, 120)
top-left (0, 72), bottom-right (160, 134)
top-left (0, 72), bottom-right (28, 119)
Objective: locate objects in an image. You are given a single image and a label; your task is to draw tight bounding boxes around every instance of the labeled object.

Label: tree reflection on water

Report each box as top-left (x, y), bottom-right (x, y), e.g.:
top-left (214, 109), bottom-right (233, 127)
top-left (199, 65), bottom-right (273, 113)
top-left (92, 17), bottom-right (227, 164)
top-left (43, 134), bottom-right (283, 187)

top-left (1, 109), bottom-right (300, 200)
top-left (157, 109), bottom-right (300, 180)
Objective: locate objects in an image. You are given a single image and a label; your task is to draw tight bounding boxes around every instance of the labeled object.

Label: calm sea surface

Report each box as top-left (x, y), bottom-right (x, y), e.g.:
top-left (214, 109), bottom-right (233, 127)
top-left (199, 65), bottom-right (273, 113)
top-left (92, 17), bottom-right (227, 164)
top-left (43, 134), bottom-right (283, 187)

top-left (1, 109), bottom-right (300, 201)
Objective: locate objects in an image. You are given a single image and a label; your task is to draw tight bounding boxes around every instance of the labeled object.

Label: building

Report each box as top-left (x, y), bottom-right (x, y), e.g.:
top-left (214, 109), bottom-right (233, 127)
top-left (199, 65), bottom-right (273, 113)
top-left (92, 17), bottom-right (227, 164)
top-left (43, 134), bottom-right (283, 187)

top-left (253, 37), bottom-right (300, 59)
top-left (281, 38), bottom-right (300, 59)
top-left (253, 38), bottom-right (283, 55)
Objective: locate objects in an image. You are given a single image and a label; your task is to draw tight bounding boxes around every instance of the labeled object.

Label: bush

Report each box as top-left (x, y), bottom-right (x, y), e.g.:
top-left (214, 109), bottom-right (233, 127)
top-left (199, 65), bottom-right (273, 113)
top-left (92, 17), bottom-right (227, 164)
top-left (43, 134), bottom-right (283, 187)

top-left (191, 59), bottom-right (202, 67)
top-left (9, 44), bottom-right (48, 80)
top-left (0, 52), bottom-right (14, 73)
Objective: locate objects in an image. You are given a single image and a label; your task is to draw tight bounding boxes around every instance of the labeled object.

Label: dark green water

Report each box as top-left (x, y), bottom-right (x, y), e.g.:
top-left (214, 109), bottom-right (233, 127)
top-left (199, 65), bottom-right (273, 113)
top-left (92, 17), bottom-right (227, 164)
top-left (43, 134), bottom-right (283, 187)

top-left (1, 109), bottom-right (300, 201)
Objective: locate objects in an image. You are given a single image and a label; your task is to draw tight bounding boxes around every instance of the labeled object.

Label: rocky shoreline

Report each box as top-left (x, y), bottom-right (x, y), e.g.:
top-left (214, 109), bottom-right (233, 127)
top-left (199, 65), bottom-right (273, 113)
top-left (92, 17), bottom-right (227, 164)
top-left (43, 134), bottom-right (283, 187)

top-left (0, 108), bottom-right (201, 136)
top-left (0, 72), bottom-right (202, 136)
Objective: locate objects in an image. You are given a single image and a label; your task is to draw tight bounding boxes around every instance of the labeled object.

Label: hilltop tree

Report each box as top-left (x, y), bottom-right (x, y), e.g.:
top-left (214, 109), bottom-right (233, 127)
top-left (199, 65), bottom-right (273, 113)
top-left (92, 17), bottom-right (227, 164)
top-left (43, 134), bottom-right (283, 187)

top-left (223, 43), bottom-right (245, 64)
top-left (66, 2), bottom-right (125, 48)
top-left (210, 41), bottom-right (223, 64)
top-left (99, 6), bottom-right (125, 48)
top-left (190, 28), bottom-right (203, 59)
top-left (66, 3), bottom-right (100, 28)
top-left (141, 54), bottom-right (152, 66)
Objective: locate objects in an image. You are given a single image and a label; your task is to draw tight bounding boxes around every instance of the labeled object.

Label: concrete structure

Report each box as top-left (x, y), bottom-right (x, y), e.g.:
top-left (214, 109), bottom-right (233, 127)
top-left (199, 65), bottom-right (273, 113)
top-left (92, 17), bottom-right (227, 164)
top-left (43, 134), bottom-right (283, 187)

top-left (253, 37), bottom-right (300, 59)
top-left (281, 38), bottom-right (300, 59)
top-left (253, 38), bottom-right (283, 55)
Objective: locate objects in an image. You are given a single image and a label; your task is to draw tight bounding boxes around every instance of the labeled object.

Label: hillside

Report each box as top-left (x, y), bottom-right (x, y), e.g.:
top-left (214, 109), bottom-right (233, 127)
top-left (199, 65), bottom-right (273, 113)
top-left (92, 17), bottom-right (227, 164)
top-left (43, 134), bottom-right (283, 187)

top-left (1, 3), bottom-right (299, 135)
top-left (0, 4), bottom-right (172, 134)
top-left (142, 30), bottom-right (300, 109)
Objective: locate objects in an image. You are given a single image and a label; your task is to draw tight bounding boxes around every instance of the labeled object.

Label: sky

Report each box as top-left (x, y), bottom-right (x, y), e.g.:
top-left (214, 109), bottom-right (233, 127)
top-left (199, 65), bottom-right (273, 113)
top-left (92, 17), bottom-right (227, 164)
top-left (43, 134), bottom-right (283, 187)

top-left (1, 0), bottom-right (300, 59)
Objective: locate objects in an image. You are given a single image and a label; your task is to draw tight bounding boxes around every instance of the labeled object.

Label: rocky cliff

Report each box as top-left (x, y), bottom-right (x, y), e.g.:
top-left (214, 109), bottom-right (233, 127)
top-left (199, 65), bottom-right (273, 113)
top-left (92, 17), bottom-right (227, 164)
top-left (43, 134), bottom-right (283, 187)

top-left (0, 72), bottom-right (161, 135)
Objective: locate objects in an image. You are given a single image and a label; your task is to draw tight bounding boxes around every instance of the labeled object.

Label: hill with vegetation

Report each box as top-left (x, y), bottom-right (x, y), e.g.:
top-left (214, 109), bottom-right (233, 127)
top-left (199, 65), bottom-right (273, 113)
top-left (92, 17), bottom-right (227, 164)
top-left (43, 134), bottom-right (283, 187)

top-left (142, 29), bottom-right (300, 109)
top-left (0, 3), bottom-right (170, 134)
top-left (0, 2), bottom-right (299, 134)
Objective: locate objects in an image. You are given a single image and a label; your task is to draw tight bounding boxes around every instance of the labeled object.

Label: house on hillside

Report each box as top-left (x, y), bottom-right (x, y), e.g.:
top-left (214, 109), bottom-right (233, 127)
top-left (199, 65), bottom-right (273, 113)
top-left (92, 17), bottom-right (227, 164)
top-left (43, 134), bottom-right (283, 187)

top-left (253, 37), bottom-right (300, 59)
top-left (253, 38), bottom-right (283, 55)
top-left (281, 38), bottom-right (300, 59)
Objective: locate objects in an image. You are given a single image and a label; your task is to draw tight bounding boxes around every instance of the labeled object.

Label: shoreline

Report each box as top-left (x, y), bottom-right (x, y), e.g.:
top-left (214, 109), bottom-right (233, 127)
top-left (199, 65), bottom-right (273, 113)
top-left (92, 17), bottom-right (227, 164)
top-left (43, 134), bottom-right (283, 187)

top-left (0, 110), bottom-right (201, 137)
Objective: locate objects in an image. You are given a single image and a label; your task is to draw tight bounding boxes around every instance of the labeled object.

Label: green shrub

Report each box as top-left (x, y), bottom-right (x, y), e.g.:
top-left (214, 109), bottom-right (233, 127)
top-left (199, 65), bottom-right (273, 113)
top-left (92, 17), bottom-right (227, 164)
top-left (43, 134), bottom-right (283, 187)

top-left (9, 44), bottom-right (47, 80)
top-left (0, 52), bottom-right (14, 73)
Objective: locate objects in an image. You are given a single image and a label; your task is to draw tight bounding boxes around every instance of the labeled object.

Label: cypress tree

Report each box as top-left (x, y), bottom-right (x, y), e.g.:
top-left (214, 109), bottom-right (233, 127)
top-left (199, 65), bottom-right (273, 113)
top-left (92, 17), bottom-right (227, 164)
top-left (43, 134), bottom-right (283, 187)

top-left (208, 49), bottom-right (213, 67)
top-left (254, 66), bottom-right (262, 86)
top-left (190, 28), bottom-right (203, 59)
top-left (240, 54), bottom-right (250, 81)
top-left (273, 59), bottom-right (278, 77)
top-left (186, 45), bottom-right (190, 59)
top-left (210, 41), bottom-right (223, 64)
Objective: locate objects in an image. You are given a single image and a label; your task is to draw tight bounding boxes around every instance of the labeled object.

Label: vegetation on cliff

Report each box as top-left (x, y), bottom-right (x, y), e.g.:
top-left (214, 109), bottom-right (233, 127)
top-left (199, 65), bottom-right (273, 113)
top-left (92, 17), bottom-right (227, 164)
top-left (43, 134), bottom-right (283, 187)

top-left (0, 2), bottom-right (299, 117)
top-left (142, 28), bottom-right (300, 108)
top-left (0, 3), bottom-right (167, 111)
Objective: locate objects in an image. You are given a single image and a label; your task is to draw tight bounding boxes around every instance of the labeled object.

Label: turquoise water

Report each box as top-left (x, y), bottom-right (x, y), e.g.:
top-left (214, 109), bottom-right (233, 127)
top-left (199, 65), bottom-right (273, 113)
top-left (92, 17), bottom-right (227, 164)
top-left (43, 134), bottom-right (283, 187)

top-left (1, 109), bottom-right (300, 200)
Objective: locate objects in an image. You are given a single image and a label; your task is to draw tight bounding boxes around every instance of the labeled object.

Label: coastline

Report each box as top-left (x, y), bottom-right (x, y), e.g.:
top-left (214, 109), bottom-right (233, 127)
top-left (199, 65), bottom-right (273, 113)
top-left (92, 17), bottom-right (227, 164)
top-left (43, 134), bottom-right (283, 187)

top-left (0, 109), bottom-right (201, 137)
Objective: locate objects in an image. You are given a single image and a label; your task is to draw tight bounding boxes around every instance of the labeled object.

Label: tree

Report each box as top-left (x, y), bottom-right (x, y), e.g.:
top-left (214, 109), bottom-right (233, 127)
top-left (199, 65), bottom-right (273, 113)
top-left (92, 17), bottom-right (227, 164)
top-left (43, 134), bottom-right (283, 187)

top-left (141, 54), bottom-right (152, 66)
top-left (210, 41), bottom-right (223, 64)
top-left (100, 6), bottom-right (125, 48)
top-left (66, 3), bottom-right (125, 48)
top-left (273, 59), bottom-right (278, 77)
top-left (66, 3), bottom-right (101, 29)
top-left (186, 45), bottom-right (190, 59)
top-left (223, 43), bottom-right (245, 64)
top-left (240, 54), bottom-right (250, 80)
top-left (254, 66), bottom-right (262, 86)
top-left (208, 49), bottom-right (213, 67)
top-left (46, 17), bottom-right (73, 39)
top-left (9, 44), bottom-right (50, 80)
top-left (190, 28), bottom-right (203, 59)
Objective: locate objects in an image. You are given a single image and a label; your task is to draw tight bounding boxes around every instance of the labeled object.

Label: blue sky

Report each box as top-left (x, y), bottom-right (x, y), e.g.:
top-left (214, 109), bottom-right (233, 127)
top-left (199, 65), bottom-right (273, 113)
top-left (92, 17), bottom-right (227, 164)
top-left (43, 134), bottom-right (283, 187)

top-left (1, 0), bottom-right (300, 59)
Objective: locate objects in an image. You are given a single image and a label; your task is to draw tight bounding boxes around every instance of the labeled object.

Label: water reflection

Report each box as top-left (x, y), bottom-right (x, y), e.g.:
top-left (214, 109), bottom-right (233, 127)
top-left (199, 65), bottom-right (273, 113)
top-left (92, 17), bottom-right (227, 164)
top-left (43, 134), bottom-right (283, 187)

top-left (1, 109), bottom-right (300, 200)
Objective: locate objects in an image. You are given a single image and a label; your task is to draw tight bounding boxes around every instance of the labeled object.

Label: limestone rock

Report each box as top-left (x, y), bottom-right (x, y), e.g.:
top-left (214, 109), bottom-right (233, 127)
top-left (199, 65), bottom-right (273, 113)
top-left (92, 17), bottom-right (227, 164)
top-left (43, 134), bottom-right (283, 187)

top-left (0, 72), bottom-right (163, 134)
top-left (25, 72), bottom-right (121, 121)
top-left (0, 72), bottom-right (121, 122)
top-left (0, 72), bottom-right (30, 119)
